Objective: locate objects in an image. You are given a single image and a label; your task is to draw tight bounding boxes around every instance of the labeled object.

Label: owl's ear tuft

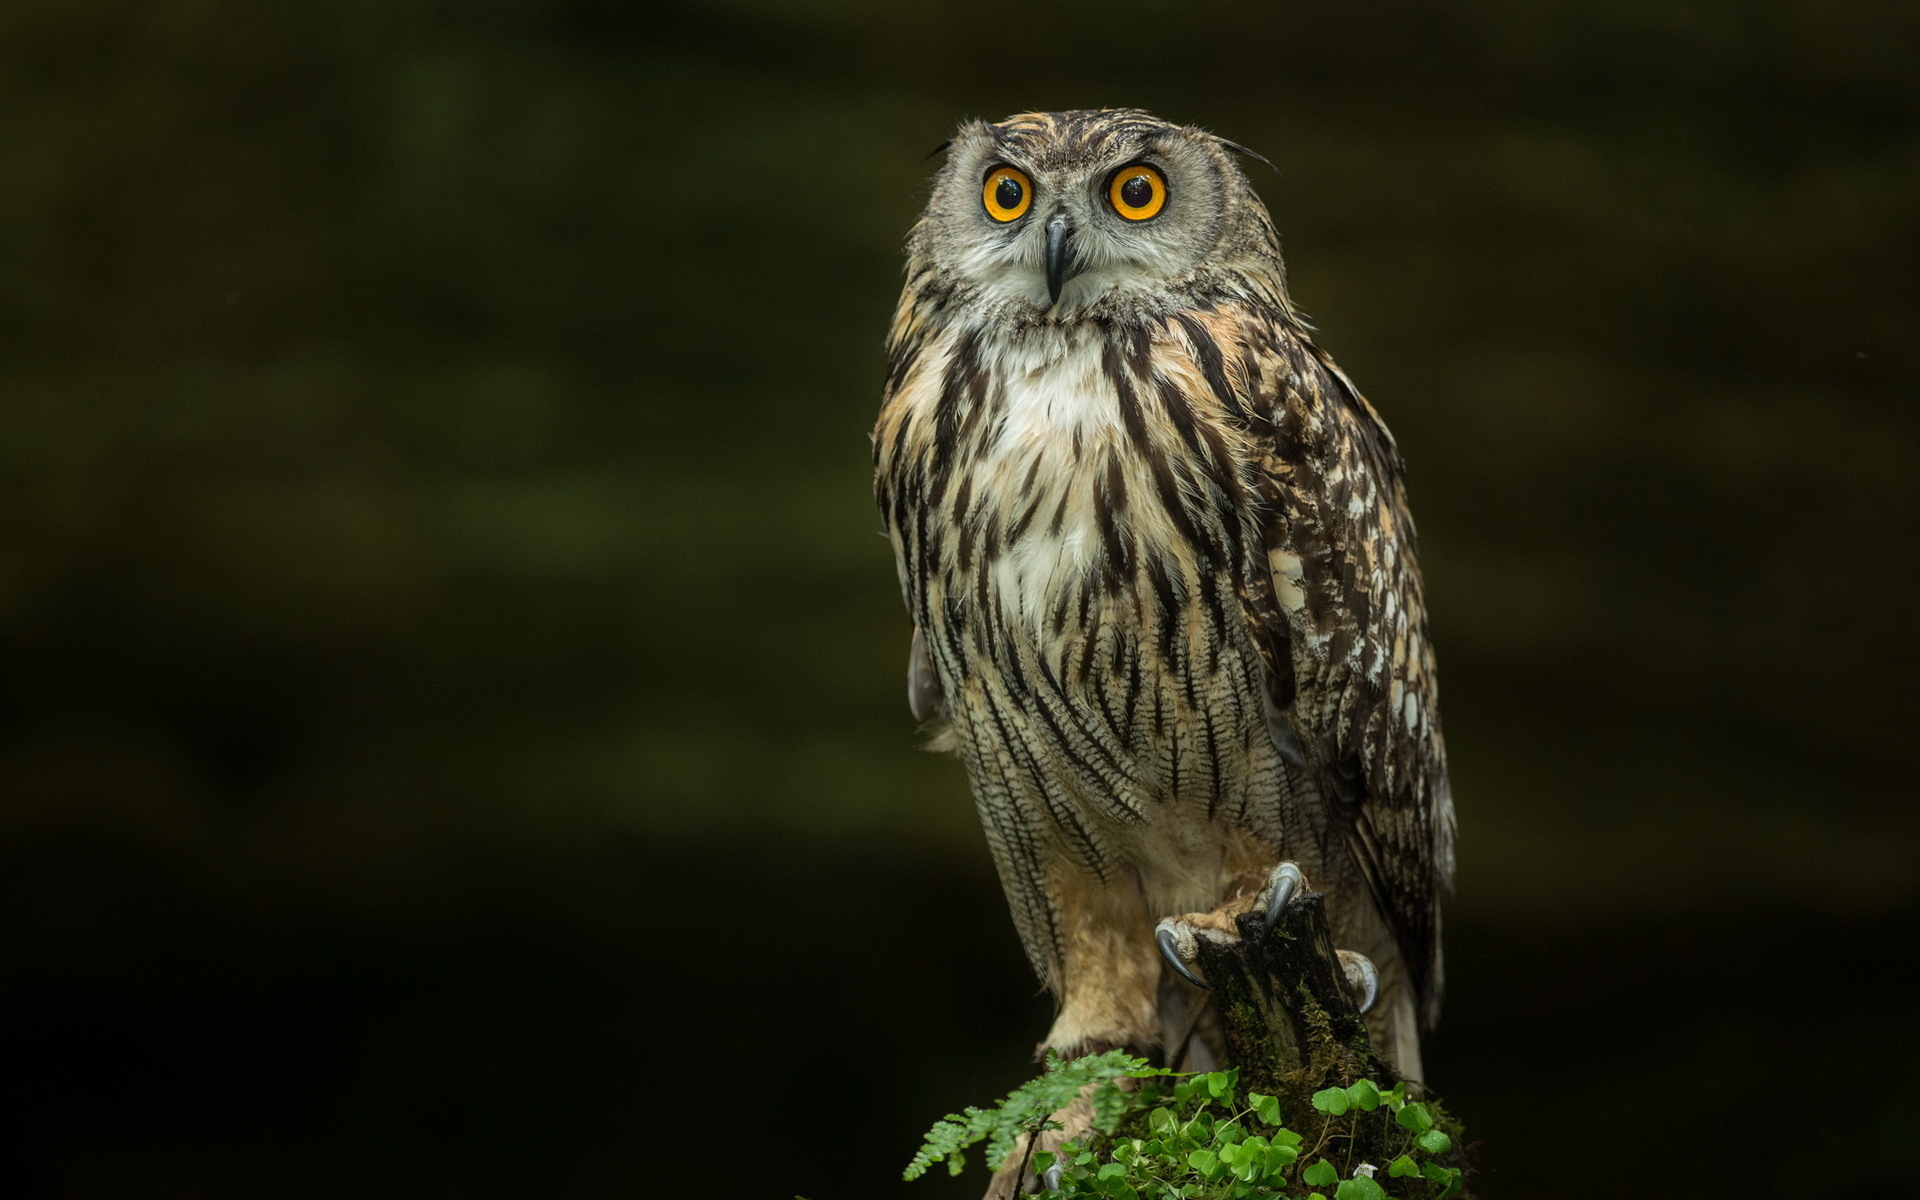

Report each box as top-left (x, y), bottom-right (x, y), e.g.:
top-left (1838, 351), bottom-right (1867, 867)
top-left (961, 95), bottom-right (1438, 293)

top-left (923, 139), bottom-right (953, 161)
top-left (1213, 135), bottom-right (1277, 174)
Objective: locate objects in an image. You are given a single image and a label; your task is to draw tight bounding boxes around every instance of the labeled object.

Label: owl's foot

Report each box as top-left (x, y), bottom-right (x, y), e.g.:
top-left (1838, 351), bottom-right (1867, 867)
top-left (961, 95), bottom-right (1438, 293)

top-left (1153, 862), bottom-right (1379, 1014)
top-left (1153, 860), bottom-right (1308, 987)
top-left (1259, 861), bottom-right (1303, 931)
top-left (1153, 919), bottom-right (1215, 989)
top-left (1337, 949), bottom-right (1380, 1015)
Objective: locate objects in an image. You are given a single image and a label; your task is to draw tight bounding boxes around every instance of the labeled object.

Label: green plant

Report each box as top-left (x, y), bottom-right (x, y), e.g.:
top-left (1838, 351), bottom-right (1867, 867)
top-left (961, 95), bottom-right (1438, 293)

top-left (907, 1059), bottom-right (1466, 1200)
top-left (903, 1050), bottom-right (1173, 1182)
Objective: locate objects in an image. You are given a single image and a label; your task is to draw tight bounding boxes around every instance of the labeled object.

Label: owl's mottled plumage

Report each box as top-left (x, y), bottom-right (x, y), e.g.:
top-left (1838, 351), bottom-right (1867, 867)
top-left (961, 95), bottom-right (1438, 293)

top-left (873, 110), bottom-right (1453, 1079)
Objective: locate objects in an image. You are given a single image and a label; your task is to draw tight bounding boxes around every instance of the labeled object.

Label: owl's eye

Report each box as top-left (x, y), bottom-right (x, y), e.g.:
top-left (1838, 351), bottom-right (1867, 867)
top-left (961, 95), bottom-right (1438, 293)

top-left (1108, 164), bottom-right (1167, 221)
top-left (982, 166), bottom-right (1033, 223)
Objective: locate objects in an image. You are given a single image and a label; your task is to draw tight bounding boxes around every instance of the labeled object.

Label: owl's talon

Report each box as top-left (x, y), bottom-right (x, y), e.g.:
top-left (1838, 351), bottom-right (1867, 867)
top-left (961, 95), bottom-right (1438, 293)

top-left (1154, 919), bottom-right (1210, 990)
top-left (1337, 949), bottom-right (1379, 1015)
top-left (1042, 1163), bottom-right (1065, 1192)
top-left (1260, 861), bottom-right (1304, 932)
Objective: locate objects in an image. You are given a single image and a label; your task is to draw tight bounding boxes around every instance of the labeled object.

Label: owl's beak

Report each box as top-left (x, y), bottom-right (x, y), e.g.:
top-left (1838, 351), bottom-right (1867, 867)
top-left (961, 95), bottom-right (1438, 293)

top-left (1043, 211), bottom-right (1078, 306)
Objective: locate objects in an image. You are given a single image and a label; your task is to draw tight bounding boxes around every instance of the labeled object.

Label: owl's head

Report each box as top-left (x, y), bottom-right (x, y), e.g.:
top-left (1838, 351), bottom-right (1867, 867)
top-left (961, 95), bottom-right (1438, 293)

top-left (909, 109), bottom-right (1285, 321)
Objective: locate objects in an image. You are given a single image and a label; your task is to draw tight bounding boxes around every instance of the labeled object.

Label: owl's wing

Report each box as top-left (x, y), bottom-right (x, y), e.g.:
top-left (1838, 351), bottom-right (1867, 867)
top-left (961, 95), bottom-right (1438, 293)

top-left (1174, 308), bottom-right (1454, 1026)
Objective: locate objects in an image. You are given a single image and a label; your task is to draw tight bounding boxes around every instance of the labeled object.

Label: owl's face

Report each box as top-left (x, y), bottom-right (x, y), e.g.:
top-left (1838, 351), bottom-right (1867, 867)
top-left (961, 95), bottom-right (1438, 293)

top-left (911, 110), bottom-right (1281, 320)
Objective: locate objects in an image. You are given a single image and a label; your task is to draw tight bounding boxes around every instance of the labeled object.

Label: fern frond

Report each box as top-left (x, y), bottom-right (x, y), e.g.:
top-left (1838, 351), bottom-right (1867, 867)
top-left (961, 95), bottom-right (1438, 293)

top-left (903, 1050), bottom-right (1172, 1181)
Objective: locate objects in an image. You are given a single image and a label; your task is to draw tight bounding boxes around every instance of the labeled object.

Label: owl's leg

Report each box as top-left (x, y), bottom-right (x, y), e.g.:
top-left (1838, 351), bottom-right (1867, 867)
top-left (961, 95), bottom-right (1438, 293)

top-left (982, 870), bottom-right (1161, 1200)
top-left (1040, 866), bottom-right (1163, 1058)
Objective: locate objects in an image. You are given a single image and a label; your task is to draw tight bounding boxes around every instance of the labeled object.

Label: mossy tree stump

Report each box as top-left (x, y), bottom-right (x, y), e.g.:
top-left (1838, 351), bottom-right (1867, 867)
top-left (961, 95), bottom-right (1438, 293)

top-left (1182, 886), bottom-right (1470, 1194)
top-left (1188, 889), bottom-right (1391, 1100)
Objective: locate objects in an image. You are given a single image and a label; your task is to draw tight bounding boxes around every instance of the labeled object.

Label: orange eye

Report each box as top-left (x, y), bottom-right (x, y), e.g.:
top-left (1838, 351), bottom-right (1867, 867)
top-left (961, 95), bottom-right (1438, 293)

top-left (1108, 164), bottom-right (1167, 221)
top-left (982, 165), bottom-right (1033, 223)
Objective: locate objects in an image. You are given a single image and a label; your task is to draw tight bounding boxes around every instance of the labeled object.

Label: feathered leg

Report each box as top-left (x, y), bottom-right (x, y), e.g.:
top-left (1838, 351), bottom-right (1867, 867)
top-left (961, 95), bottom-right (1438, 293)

top-left (984, 868), bottom-right (1163, 1200)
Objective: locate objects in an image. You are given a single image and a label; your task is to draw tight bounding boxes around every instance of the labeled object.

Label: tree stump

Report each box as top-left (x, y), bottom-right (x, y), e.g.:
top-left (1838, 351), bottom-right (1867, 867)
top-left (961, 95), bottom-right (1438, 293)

top-left (1180, 884), bottom-right (1471, 1195)
top-left (1187, 886), bottom-right (1396, 1104)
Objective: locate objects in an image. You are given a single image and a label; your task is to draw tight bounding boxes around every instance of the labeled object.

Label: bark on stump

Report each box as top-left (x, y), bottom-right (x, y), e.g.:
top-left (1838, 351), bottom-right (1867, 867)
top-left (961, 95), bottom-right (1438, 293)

top-left (1187, 887), bottom-right (1396, 1103)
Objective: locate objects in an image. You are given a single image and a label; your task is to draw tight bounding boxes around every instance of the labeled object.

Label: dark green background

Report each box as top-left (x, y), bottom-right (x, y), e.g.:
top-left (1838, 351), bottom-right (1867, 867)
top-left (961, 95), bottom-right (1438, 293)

top-left (4, 2), bottom-right (1916, 1197)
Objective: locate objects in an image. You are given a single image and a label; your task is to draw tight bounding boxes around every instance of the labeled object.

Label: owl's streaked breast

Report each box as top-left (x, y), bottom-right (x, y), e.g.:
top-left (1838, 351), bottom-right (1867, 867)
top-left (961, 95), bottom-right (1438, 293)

top-left (876, 319), bottom-right (1300, 871)
top-left (969, 334), bottom-right (1149, 638)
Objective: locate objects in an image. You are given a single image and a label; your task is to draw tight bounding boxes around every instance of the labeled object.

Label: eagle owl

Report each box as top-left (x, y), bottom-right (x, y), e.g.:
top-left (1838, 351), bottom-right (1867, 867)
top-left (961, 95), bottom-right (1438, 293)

top-left (873, 110), bottom-right (1454, 1088)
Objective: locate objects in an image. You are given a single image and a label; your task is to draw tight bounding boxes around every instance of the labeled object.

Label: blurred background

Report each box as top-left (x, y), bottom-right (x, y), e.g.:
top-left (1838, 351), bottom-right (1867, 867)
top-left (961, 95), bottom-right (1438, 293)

top-left (3, 1), bottom-right (1916, 1196)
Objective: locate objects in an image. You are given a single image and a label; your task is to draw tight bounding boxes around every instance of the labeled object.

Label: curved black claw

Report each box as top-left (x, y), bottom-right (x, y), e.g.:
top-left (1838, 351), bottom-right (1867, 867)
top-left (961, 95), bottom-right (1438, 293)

top-left (1337, 949), bottom-right (1380, 1015)
top-left (1154, 919), bottom-right (1210, 990)
top-left (1262, 862), bottom-right (1304, 931)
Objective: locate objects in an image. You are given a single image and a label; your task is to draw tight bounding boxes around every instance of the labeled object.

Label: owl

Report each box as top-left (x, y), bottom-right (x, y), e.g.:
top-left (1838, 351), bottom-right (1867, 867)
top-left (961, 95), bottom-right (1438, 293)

top-left (873, 110), bottom-right (1454, 1097)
